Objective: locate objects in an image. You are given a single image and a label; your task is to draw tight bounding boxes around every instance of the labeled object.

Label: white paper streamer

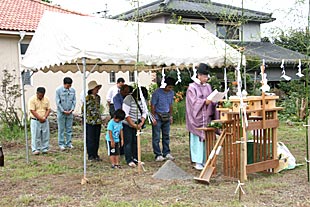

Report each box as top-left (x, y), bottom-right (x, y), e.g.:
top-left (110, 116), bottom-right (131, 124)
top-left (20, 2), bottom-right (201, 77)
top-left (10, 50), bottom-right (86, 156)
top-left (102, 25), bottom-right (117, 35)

top-left (191, 63), bottom-right (200, 83)
top-left (296, 59), bottom-right (304, 78)
top-left (236, 61), bottom-right (248, 127)
top-left (137, 77), bottom-right (153, 124)
top-left (280, 59), bottom-right (291, 81)
top-left (160, 68), bottom-right (166, 88)
top-left (260, 59), bottom-right (270, 92)
top-left (175, 67), bottom-right (182, 85)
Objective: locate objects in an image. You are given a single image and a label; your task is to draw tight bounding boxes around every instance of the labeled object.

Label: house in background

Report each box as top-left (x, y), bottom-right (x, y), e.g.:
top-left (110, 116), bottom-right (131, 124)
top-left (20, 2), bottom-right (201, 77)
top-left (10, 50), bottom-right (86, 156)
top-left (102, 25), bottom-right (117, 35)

top-left (114, 0), bottom-right (306, 84)
top-left (0, 0), bottom-right (152, 114)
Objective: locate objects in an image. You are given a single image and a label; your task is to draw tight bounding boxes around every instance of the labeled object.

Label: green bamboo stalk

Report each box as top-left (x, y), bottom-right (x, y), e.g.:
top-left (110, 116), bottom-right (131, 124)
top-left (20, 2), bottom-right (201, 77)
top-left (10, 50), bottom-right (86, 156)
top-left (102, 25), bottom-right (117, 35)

top-left (306, 0), bottom-right (310, 182)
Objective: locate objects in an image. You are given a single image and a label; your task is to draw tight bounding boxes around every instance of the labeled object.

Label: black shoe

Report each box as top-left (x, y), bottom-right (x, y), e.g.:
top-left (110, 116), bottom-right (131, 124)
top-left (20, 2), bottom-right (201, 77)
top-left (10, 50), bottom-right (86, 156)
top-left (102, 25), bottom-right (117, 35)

top-left (88, 156), bottom-right (95, 162)
top-left (95, 156), bottom-right (102, 162)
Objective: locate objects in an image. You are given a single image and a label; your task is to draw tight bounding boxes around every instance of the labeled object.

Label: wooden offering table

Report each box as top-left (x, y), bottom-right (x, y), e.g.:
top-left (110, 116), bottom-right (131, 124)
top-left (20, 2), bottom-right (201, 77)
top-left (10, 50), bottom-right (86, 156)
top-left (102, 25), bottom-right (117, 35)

top-left (215, 95), bottom-right (282, 179)
top-left (196, 127), bottom-right (217, 174)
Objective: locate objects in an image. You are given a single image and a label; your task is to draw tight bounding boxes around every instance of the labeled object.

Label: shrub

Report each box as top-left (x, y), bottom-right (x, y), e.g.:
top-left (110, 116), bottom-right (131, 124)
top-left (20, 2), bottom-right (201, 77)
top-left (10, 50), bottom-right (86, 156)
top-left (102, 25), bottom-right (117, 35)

top-left (0, 69), bottom-right (22, 128)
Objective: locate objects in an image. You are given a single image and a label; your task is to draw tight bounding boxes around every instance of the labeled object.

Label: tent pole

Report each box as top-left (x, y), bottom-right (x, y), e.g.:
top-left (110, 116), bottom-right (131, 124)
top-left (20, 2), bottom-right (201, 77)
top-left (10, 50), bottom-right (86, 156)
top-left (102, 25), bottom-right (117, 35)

top-left (82, 57), bottom-right (88, 183)
top-left (21, 71), bottom-right (29, 164)
top-left (18, 30), bottom-right (29, 164)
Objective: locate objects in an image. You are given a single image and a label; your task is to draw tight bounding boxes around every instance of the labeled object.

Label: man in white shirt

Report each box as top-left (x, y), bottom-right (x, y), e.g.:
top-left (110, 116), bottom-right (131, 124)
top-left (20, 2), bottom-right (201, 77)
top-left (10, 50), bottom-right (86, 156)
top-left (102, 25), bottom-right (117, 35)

top-left (106, 77), bottom-right (125, 117)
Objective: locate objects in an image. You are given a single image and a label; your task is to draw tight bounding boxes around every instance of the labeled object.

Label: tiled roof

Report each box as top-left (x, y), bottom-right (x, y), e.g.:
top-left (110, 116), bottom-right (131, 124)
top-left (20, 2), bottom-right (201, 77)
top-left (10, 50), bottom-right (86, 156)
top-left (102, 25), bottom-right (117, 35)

top-left (0, 0), bottom-right (87, 32)
top-left (114, 0), bottom-right (274, 23)
top-left (235, 42), bottom-right (307, 64)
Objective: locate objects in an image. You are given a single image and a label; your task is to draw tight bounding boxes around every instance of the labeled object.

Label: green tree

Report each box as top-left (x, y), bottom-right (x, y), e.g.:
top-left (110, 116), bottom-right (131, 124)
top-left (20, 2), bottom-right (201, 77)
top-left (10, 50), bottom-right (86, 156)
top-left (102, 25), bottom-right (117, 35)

top-left (273, 29), bottom-right (308, 55)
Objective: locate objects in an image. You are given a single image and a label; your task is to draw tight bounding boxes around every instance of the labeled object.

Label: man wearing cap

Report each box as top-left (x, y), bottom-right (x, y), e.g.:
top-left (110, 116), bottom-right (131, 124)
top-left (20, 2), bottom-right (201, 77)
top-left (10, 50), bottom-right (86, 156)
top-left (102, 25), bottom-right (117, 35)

top-left (186, 63), bottom-right (217, 170)
top-left (56, 77), bottom-right (76, 151)
top-left (28, 87), bottom-right (51, 155)
top-left (106, 77), bottom-right (125, 117)
top-left (83, 80), bottom-right (103, 161)
top-left (151, 77), bottom-right (176, 162)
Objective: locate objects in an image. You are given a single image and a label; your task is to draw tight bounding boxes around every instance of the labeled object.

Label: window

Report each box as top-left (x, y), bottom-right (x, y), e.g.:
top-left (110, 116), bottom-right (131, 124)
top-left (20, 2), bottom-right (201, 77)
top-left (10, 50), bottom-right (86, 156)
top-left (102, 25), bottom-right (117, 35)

top-left (109, 71), bottom-right (116, 83)
top-left (20, 44), bottom-right (29, 55)
top-left (20, 43), bottom-right (32, 85)
top-left (217, 24), bottom-right (240, 40)
top-left (129, 71), bottom-right (135, 82)
top-left (22, 70), bottom-right (32, 86)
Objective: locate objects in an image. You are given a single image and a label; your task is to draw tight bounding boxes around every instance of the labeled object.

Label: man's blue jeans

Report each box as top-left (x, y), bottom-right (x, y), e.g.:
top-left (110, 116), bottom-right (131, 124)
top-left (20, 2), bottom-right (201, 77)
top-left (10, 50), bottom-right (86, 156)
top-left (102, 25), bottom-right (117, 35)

top-left (57, 112), bottom-right (73, 147)
top-left (152, 119), bottom-right (171, 158)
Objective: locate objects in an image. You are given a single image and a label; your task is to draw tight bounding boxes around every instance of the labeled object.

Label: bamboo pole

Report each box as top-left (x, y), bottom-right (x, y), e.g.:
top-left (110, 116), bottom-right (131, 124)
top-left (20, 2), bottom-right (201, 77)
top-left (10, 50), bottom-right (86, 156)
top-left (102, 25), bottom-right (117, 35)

top-left (137, 129), bottom-right (142, 174)
top-left (306, 0), bottom-right (310, 182)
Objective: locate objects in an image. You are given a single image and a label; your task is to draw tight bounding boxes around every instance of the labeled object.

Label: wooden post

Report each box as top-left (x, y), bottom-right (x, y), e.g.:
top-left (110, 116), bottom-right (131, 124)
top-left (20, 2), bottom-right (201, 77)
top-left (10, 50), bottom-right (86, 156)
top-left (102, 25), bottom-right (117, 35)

top-left (137, 129), bottom-right (142, 174)
top-left (239, 107), bottom-right (247, 201)
top-left (307, 119), bottom-right (310, 181)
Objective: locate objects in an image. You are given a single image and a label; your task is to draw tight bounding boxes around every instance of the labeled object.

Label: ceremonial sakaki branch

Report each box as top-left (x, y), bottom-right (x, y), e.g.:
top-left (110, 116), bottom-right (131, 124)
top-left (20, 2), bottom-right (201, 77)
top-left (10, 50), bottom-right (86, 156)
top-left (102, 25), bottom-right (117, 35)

top-left (21, 11), bottom-right (244, 182)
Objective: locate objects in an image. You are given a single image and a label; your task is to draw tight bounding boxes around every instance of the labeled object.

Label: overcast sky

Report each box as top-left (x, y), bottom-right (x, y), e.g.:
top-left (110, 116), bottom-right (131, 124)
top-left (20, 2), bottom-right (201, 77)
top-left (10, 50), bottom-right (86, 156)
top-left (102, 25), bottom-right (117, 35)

top-left (52, 0), bottom-right (309, 37)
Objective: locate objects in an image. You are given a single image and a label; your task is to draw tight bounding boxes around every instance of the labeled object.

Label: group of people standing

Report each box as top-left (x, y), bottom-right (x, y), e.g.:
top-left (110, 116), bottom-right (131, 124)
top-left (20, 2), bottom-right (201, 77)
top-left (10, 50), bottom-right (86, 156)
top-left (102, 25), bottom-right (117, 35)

top-left (105, 77), bottom-right (176, 168)
top-left (29, 77), bottom-right (76, 155)
top-left (28, 62), bottom-right (217, 171)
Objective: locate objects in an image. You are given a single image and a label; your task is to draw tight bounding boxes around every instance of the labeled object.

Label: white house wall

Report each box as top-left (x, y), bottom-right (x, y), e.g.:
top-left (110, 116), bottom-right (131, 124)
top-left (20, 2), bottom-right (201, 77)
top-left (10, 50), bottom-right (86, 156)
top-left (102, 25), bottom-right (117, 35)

top-left (242, 23), bottom-right (261, 42)
top-left (0, 34), bottom-right (24, 112)
top-left (146, 16), bottom-right (166, 23)
top-left (0, 35), bottom-right (19, 73)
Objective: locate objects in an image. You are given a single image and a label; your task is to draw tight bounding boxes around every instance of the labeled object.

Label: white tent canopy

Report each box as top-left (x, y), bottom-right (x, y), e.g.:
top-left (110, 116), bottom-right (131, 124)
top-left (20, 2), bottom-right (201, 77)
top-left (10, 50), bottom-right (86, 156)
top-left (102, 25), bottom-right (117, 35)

top-left (21, 11), bottom-right (244, 72)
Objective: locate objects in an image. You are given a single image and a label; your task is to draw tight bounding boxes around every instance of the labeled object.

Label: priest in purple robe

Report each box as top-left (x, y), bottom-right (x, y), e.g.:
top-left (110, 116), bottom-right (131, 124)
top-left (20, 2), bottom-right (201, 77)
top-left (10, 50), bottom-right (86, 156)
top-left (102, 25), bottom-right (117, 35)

top-left (186, 63), bottom-right (217, 170)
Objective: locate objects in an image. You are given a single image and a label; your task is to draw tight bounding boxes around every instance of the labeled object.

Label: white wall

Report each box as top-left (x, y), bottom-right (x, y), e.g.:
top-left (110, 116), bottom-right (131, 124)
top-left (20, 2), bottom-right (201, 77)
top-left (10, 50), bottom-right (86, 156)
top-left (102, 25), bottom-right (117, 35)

top-left (242, 23), bottom-right (261, 42)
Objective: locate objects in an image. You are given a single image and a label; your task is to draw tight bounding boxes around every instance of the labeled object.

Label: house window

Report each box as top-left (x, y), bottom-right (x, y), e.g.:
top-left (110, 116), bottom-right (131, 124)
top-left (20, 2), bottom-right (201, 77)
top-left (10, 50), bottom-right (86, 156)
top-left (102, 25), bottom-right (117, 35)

top-left (20, 44), bottom-right (29, 55)
top-left (20, 43), bottom-right (32, 85)
top-left (129, 71), bottom-right (135, 82)
top-left (109, 71), bottom-right (116, 83)
top-left (217, 24), bottom-right (240, 40)
top-left (22, 70), bottom-right (32, 86)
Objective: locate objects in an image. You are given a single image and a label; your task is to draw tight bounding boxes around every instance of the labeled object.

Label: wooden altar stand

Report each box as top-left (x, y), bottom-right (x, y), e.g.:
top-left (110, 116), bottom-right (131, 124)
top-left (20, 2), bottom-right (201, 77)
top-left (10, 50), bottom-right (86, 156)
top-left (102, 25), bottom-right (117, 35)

top-left (213, 95), bottom-right (283, 179)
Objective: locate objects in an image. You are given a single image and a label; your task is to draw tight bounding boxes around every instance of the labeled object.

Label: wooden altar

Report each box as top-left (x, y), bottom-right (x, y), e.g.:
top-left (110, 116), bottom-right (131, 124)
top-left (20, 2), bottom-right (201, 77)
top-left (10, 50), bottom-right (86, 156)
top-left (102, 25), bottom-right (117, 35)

top-left (214, 95), bottom-right (283, 179)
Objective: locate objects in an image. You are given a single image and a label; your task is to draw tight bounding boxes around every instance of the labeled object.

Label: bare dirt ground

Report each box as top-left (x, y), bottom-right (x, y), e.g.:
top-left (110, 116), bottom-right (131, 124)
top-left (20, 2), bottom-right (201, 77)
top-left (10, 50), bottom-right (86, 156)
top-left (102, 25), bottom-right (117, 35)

top-left (1, 122), bottom-right (310, 207)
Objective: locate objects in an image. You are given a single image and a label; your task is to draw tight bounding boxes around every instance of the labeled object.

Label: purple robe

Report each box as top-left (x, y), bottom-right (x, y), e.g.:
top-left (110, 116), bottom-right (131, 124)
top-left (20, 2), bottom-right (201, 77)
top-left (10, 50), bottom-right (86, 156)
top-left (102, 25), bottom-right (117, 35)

top-left (186, 82), bottom-right (217, 140)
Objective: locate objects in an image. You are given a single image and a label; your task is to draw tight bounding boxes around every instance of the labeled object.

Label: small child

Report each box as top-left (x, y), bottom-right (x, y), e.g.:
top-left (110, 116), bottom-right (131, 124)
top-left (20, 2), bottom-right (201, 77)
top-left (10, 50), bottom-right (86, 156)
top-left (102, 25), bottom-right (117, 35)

top-left (106, 109), bottom-right (126, 169)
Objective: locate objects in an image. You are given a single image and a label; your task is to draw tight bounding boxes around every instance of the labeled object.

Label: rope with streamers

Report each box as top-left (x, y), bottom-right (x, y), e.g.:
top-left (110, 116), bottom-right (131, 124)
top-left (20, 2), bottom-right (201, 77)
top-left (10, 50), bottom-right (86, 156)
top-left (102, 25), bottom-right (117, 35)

top-left (160, 68), bottom-right (166, 88)
top-left (296, 59), bottom-right (304, 78)
top-left (175, 67), bottom-right (182, 85)
top-left (280, 59), bottom-right (292, 81)
top-left (234, 180), bottom-right (246, 195)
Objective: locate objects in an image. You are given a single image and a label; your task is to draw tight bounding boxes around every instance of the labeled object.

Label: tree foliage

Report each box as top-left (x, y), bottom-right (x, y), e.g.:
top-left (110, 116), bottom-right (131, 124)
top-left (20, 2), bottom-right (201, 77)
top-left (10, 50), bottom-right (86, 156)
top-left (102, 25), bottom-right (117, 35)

top-left (0, 69), bottom-right (22, 128)
top-left (273, 29), bottom-right (309, 55)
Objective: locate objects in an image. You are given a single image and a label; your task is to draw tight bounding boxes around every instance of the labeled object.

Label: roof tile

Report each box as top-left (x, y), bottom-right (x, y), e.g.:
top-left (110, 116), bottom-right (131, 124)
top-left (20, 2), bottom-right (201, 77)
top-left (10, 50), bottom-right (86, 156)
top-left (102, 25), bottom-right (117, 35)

top-left (0, 0), bottom-right (87, 32)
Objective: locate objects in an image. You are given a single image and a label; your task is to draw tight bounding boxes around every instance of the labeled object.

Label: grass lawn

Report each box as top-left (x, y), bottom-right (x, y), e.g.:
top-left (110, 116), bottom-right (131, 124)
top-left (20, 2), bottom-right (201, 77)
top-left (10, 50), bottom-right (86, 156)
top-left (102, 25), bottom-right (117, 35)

top-left (0, 121), bottom-right (309, 207)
